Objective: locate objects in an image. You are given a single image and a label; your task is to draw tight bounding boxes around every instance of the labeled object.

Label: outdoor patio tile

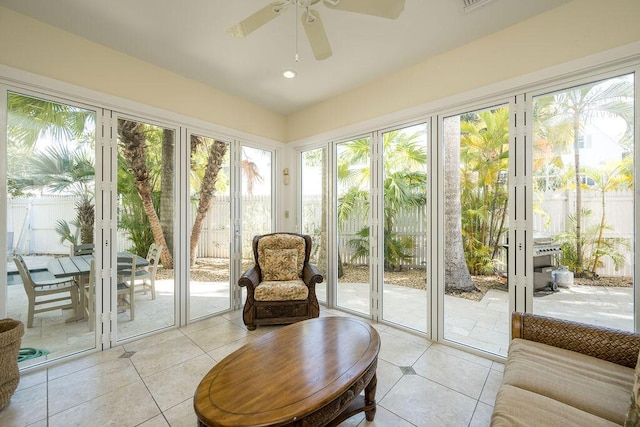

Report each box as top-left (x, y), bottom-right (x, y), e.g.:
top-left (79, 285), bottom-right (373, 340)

top-left (143, 353), bottom-right (215, 411)
top-left (413, 345), bottom-right (490, 400)
top-left (130, 334), bottom-right (205, 378)
top-left (380, 375), bottom-right (476, 426)
top-left (0, 381), bottom-right (47, 427)
top-left (48, 381), bottom-right (160, 427)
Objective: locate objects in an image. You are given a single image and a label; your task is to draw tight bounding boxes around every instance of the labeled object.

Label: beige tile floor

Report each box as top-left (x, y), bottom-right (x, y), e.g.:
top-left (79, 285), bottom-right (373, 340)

top-left (0, 308), bottom-right (504, 427)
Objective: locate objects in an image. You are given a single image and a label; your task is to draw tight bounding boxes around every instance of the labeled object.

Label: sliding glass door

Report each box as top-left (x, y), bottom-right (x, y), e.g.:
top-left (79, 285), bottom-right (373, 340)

top-left (530, 73), bottom-right (635, 330)
top-left (188, 134), bottom-right (232, 320)
top-left (380, 123), bottom-right (428, 332)
top-left (301, 147), bottom-right (328, 305)
top-left (116, 116), bottom-right (176, 341)
top-left (5, 91), bottom-right (98, 366)
top-left (336, 136), bottom-right (371, 315)
top-left (442, 105), bottom-right (511, 356)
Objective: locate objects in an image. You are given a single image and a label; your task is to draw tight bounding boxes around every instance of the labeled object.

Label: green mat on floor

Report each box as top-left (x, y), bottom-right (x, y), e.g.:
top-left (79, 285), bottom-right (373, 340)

top-left (18, 347), bottom-right (49, 362)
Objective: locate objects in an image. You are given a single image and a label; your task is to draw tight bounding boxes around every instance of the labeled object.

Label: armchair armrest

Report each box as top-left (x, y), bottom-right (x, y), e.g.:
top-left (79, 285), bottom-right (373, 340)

top-left (238, 265), bottom-right (260, 292)
top-left (302, 262), bottom-right (323, 288)
top-left (512, 311), bottom-right (640, 368)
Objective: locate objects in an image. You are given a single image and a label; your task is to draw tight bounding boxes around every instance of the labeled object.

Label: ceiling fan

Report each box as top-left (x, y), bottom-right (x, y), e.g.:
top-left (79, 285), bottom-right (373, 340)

top-left (228, 0), bottom-right (406, 61)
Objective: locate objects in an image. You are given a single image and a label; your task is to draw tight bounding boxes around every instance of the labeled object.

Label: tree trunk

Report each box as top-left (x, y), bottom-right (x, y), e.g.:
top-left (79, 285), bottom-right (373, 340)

top-left (160, 129), bottom-right (174, 259)
top-left (189, 138), bottom-right (227, 266)
top-left (573, 118), bottom-right (583, 275)
top-left (444, 116), bottom-right (474, 292)
top-left (77, 196), bottom-right (95, 244)
top-left (118, 120), bottom-right (173, 268)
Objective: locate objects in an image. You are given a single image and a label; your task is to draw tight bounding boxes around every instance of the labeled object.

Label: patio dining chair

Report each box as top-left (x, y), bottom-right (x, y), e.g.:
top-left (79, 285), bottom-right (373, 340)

top-left (131, 243), bottom-right (162, 299)
top-left (116, 255), bottom-right (135, 321)
top-left (70, 243), bottom-right (95, 291)
top-left (13, 254), bottom-right (79, 328)
top-left (84, 259), bottom-right (96, 331)
top-left (70, 243), bottom-right (95, 256)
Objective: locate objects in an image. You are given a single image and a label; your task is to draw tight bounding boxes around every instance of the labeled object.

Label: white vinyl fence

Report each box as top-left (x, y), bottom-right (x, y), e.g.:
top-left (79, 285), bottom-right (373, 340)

top-left (7, 190), bottom-right (634, 276)
top-left (7, 195), bottom-right (270, 260)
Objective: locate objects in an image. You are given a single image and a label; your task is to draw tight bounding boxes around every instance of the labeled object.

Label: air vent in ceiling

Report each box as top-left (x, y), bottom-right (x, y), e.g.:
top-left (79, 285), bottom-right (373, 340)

top-left (463, 0), bottom-right (494, 13)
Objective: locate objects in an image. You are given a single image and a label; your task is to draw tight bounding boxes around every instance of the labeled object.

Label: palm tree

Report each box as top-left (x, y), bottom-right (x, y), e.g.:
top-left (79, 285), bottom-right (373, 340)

top-left (534, 76), bottom-right (633, 275)
top-left (338, 129), bottom-right (427, 271)
top-left (118, 119), bottom-right (173, 268)
top-left (444, 115), bottom-right (474, 292)
top-left (583, 161), bottom-right (632, 275)
top-left (189, 136), bottom-right (228, 266)
top-left (7, 93), bottom-right (96, 243)
top-left (459, 108), bottom-right (509, 275)
top-left (160, 129), bottom-right (175, 259)
top-left (27, 141), bottom-right (96, 244)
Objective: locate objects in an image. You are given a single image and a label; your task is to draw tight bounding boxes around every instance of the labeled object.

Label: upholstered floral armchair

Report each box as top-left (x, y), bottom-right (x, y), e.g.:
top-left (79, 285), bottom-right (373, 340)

top-left (238, 233), bottom-right (323, 330)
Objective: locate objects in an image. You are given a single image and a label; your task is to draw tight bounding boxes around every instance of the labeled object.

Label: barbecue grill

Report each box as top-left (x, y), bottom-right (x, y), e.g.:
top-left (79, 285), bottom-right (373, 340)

top-left (533, 235), bottom-right (562, 291)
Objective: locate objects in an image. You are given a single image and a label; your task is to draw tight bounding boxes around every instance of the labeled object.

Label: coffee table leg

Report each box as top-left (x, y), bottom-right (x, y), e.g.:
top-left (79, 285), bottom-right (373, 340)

top-left (364, 373), bottom-right (377, 421)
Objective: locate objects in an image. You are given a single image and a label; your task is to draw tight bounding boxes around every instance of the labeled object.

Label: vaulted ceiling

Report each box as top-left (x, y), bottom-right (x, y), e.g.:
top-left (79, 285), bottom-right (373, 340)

top-left (0, 0), bottom-right (568, 115)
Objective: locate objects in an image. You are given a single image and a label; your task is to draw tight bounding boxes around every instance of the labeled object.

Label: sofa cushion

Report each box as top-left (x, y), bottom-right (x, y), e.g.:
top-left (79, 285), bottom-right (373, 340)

top-left (491, 384), bottom-right (619, 427)
top-left (254, 279), bottom-right (309, 301)
top-left (260, 248), bottom-right (298, 281)
top-left (625, 351), bottom-right (640, 426)
top-left (504, 338), bottom-right (634, 425)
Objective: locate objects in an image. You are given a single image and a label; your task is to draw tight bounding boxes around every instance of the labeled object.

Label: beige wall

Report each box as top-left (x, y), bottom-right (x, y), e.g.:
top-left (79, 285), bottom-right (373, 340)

top-left (286, 0), bottom-right (640, 142)
top-left (2, 0), bottom-right (640, 144)
top-left (0, 6), bottom-right (287, 142)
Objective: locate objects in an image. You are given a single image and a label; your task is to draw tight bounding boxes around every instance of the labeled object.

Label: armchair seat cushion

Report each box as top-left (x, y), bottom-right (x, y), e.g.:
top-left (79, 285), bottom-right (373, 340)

top-left (255, 279), bottom-right (309, 301)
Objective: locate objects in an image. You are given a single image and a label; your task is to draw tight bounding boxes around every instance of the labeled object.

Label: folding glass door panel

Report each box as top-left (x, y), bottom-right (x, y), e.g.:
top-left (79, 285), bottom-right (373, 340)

top-left (301, 147), bottom-right (328, 305)
top-left (381, 123), bottom-right (428, 332)
top-left (336, 137), bottom-right (371, 315)
top-left (116, 117), bottom-right (175, 340)
top-left (530, 73), bottom-right (635, 330)
top-left (442, 105), bottom-right (511, 356)
top-left (240, 146), bottom-right (272, 301)
top-left (188, 134), bottom-right (232, 320)
top-left (5, 91), bottom-right (97, 366)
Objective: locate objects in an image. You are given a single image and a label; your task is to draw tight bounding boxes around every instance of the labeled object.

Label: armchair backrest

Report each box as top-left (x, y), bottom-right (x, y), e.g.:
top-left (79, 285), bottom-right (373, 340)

top-left (253, 233), bottom-right (311, 281)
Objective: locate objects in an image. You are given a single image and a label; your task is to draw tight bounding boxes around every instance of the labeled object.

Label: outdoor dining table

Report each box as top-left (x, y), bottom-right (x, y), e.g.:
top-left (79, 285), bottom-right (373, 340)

top-left (46, 252), bottom-right (149, 322)
top-left (46, 252), bottom-right (148, 278)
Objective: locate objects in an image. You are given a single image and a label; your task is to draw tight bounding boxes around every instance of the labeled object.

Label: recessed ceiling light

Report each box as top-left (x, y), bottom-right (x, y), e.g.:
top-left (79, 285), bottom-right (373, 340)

top-left (282, 69), bottom-right (297, 79)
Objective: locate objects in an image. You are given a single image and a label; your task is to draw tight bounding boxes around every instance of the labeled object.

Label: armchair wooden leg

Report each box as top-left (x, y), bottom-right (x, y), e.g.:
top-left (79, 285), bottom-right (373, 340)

top-left (243, 301), bottom-right (256, 330)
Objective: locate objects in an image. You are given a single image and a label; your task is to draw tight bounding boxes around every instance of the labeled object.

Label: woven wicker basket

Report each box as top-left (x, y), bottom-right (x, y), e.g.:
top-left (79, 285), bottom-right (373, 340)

top-left (0, 318), bottom-right (24, 411)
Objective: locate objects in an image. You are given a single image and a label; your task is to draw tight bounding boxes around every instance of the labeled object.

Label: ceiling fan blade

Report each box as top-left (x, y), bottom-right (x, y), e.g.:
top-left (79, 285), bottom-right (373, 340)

top-left (302, 10), bottom-right (332, 60)
top-left (228, 2), bottom-right (287, 38)
top-left (323, 0), bottom-right (405, 19)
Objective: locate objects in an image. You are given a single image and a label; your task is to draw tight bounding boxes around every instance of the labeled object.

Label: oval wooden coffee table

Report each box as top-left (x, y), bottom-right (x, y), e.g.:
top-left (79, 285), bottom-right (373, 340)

top-left (194, 316), bottom-right (381, 427)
